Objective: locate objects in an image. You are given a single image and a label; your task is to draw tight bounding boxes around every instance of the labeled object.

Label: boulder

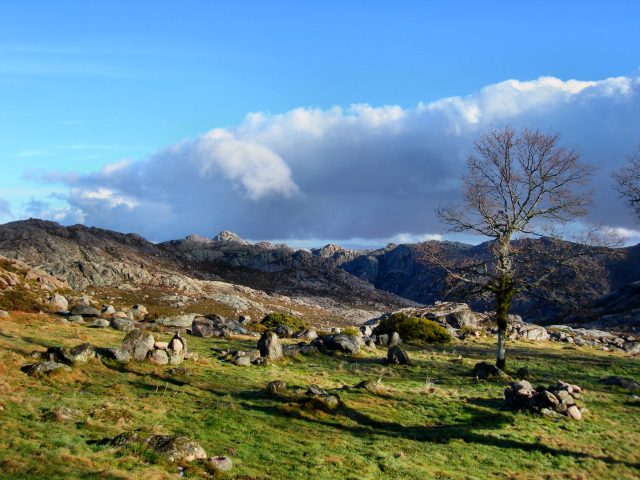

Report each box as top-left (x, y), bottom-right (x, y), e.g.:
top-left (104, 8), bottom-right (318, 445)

top-left (110, 317), bottom-right (135, 332)
top-left (258, 331), bottom-right (283, 360)
top-left (67, 343), bottom-right (96, 362)
top-left (191, 317), bottom-right (229, 338)
top-left (170, 332), bottom-right (187, 352)
top-left (292, 329), bottom-right (318, 341)
top-left (101, 305), bottom-right (115, 315)
top-left (323, 334), bottom-right (361, 355)
top-left (387, 332), bottom-right (402, 347)
top-left (104, 347), bottom-right (130, 362)
top-left (122, 329), bottom-right (155, 361)
top-left (516, 324), bottom-right (550, 341)
top-left (144, 434), bottom-right (207, 462)
top-left (48, 294), bottom-right (68, 311)
top-left (112, 311), bottom-right (128, 318)
top-left (156, 314), bottom-right (198, 328)
top-left (69, 305), bottom-right (100, 317)
top-left (238, 315), bottom-right (251, 325)
top-left (0, 310), bottom-right (9, 318)
top-left (68, 315), bottom-right (85, 324)
top-left (599, 376), bottom-right (640, 390)
top-left (149, 349), bottom-right (169, 365)
top-left (517, 367), bottom-right (531, 379)
top-left (87, 318), bottom-right (110, 328)
top-left (354, 380), bottom-right (378, 393)
top-left (471, 361), bottom-right (506, 379)
top-left (266, 380), bottom-right (287, 395)
top-left (274, 325), bottom-right (293, 337)
top-left (387, 345), bottom-right (409, 365)
top-left (446, 311), bottom-right (477, 328)
top-left (28, 361), bottom-right (71, 375)
top-left (624, 342), bottom-right (640, 355)
top-left (47, 343), bottom-right (95, 363)
top-left (208, 455), bottom-right (233, 471)
top-left (234, 356), bottom-right (251, 366)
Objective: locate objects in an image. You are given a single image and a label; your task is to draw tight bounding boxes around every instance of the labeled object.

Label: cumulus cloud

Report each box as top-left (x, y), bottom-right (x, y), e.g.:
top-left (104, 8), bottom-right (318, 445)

top-left (25, 74), bottom-right (640, 244)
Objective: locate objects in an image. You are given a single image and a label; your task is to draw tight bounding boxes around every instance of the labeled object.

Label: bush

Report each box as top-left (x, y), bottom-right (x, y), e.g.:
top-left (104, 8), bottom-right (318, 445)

top-left (0, 285), bottom-right (45, 313)
top-left (260, 312), bottom-right (306, 330)
top-left (247, 323), bottom-right (268, 333)
top-left (373, 312), bottom-right (451, 344)
top-left (341, 326), bottom-right (360, 336)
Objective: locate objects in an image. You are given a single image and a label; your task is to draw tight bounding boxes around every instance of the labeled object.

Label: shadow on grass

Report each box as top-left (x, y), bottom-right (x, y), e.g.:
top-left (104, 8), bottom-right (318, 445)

top-left (236, 391), bottom-right (640, 471)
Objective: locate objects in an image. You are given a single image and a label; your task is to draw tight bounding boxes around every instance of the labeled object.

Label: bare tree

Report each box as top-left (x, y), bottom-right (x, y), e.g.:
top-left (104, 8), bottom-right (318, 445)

top-left (427, 126), bottom-right (622, 370)
top-left (612, 143), bottom-right (640, 222)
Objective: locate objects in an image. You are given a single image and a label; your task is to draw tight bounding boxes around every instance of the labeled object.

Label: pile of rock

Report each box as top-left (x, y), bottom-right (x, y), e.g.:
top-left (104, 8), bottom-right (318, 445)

top-left (504, 380), bottom-right (586, 420)
top-left (547, 326), bottom-right (639, 354)
top-left (120, 329), bottom-right (187, 365)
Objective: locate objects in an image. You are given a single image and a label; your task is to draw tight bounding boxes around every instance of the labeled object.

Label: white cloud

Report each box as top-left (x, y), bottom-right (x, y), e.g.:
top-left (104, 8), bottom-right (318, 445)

top-left (26, 73), bottom-right (640, 244)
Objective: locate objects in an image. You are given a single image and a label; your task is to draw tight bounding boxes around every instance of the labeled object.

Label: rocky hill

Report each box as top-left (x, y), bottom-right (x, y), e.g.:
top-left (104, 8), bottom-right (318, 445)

top-left (0, 219), bottom-right (419, 322)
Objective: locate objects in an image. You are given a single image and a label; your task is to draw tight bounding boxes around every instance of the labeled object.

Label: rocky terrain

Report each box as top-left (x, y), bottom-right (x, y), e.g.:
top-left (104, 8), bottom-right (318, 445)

top-left (2, 218), bottom-right (640, 335)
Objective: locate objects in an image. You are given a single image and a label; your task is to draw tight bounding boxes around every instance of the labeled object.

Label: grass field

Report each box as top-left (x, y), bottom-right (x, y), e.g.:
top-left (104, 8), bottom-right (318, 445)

top-left (0, 311), bottom-right (639, 479)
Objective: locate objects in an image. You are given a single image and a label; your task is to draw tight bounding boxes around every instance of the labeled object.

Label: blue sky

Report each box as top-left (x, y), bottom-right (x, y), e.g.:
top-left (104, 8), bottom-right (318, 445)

top-left (1, 1), bottom-right (639, 247)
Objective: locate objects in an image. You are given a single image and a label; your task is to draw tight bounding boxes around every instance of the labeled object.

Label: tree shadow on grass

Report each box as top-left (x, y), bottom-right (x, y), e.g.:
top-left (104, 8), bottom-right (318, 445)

top-left (236, 392), bottom-right (640, 471)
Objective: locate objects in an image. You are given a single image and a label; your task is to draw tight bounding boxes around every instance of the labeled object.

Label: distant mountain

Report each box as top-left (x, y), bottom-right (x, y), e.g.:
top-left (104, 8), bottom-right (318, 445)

top-left (0, 219), bottom-right (418, 312)
top-left (2, 218), bottom-right (639, 328)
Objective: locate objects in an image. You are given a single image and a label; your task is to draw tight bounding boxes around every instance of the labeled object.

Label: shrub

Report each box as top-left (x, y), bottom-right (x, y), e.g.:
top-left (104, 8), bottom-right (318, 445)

top-left (341, 326), bottom-right (360, 336)
top-left (247, 323), bottom-right (268, 333)
top-left (373, 312), bottom-right (451, 344)
top-left (260, 312), bottom-right (306, 330)
top-left (0, 285), bottom-right (45, 313)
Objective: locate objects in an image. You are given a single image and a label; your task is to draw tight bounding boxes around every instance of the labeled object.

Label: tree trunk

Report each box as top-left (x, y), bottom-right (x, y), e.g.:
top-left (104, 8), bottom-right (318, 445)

top-left (496, 329), bottom-right (506, 370)
top-left (494, 276), bottom-right (514, 371)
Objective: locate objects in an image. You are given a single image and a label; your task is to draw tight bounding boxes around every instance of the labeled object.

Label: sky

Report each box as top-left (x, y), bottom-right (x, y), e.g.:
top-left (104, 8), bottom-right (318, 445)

top-left (1, 0), bottom-right (639, 248)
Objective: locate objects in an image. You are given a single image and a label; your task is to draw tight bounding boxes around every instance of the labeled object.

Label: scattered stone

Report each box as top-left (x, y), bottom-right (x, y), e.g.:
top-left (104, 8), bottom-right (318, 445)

top-left (149, 349), bottom-right (169, 365)
top-left (122, 329), bottom-right (155, 361)
top-left (234, 356), bottom-right (251, 366)
top-left (88, 318), bottom-right (110, 328)
top-left (306, 384), bottom-right (341, 408)
top-left (471, 361), bottom-right (506, 380)
top-left (66, 315), bottom-right (84, 324)
top-left (566, 405), bottom-right (582, 420)
top-left (292, 329), bottom-right (318, 341)
top-left (624, 342), bottom-right (640, 355)
top-left (266, 380), bottom-right (287, 395)
top-left (258, 331), bottom-right (283, 360)
top-left (112, 311), bottom-right (128, 318)
top-left (208, 455), bottom-right (233, 471)
top-left (446, 311), bottom-right (477, 328)
top-left (155, 342), bottom-right (169, 350)
top-left (599, 376), bottom-right (640, 390)
top-left (0, 310), bottom-right (9, 318)
top-left (192, 316), bottom-right (230, 338)
top-left (323, 334), bottom-right (361, 355)
top-left (69, 305), bottom-right (101, 317)
top-left (253, 357), bottom-right (269, 365)
top-left (354, 380), bottom-right (378, 393)
top-left (144, 434), bottom-right (207, 462)
top-left (28, 361), bottom-right (71, 375)
top-left (387, 345), bottom-right (409, 365)
top-left (48, 294), bottom-right (68, 310)
top-left (101, 305), bottom-right (116, 315)
top-left (104, 347), bottom-right (130, 362)
top-left (110, 317), bottom-right (135, 332)
top-left (238, 315), bottom-right (251, 325)
top-left (274, 325), bottom-right (293, 337)
top-left (387, 332), bottom-right (402, 347)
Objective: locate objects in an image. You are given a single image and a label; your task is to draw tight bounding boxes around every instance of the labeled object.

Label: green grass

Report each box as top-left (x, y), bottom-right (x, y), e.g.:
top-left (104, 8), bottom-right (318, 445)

top-left (0, 312), bottom-right (639, 479)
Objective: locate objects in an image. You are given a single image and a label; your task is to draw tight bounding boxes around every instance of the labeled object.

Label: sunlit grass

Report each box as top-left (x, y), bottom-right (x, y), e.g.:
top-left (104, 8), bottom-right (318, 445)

top-left (0, 311), bottom-right (639, 479)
